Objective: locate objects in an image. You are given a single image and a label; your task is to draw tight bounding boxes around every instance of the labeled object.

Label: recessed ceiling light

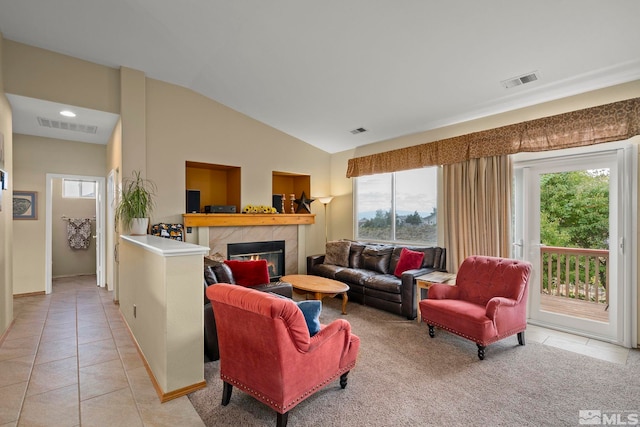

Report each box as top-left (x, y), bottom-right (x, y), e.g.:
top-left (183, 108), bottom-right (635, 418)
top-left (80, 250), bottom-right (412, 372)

top-left (60, 110), bottom-right (76, 117)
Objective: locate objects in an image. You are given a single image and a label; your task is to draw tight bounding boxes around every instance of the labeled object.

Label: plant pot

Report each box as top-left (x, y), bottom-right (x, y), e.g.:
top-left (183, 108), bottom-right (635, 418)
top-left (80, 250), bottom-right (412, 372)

top-left (130, 218), bottom-right (149, 236)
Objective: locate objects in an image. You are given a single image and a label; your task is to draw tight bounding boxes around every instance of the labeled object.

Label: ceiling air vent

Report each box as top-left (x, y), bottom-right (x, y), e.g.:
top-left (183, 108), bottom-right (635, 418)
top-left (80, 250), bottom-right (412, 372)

top-left (501, 71), bottom-right (540, 89)
top-left (37, 117), bottom-right (98, 134)
top-left (350, 127), bottom-right (367, 135)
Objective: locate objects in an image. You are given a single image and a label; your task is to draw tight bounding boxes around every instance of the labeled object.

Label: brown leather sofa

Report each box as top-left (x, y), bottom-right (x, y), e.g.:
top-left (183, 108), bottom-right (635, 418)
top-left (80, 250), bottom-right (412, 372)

top-left (307, 241), bottom-right (446, 320)
top-left (203, 260), bottom-right (292, 361)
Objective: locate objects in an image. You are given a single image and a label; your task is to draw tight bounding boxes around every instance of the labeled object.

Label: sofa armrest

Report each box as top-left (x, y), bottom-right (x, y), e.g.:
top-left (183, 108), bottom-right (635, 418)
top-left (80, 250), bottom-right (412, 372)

top-left (254, 281), bottom-right (293, 298)
top-left (307, 254), bottom-right (326, 274)
top-left (400, 267), bottom-right (433, 320)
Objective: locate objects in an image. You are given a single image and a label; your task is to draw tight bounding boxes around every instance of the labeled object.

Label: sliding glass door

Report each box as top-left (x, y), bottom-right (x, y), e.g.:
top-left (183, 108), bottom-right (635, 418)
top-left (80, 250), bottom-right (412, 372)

top-left (514, 144), bottom-right (635, 346)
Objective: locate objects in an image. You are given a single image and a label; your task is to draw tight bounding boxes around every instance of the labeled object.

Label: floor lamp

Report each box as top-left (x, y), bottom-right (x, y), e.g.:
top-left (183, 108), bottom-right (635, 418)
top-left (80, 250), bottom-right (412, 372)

top-left (317, 196), bottom-right (334, 243)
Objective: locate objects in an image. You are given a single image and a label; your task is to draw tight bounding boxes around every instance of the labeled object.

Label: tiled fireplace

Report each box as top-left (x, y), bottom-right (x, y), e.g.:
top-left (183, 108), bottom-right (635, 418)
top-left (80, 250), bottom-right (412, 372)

top-left (207, 225), bottom-right (299, 275)
top-left (227, 240), bottom-right (285, 281)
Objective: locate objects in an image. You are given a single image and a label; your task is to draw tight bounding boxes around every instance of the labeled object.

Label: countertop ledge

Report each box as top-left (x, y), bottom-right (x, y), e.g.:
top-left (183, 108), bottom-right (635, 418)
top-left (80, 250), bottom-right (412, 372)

top-left (120, 234), bottom-right (209, 257)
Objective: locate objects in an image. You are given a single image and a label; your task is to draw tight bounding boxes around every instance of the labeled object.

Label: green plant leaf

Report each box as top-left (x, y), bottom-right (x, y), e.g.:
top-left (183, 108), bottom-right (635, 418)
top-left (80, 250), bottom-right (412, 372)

top-left (115, 170), bottom-right (156, 232)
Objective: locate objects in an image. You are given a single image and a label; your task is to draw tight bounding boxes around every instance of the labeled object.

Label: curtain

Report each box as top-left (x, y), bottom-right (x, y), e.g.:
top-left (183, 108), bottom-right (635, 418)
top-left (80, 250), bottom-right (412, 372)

top-left (442, 155), bottom-right (512, 271)
top-left (346, 97), bottom-right (640, 178)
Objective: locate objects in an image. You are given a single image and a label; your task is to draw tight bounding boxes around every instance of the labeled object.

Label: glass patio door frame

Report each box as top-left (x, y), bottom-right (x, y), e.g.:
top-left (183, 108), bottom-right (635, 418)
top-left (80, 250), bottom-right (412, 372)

top-left (513, 142), bottom-right (637, 347)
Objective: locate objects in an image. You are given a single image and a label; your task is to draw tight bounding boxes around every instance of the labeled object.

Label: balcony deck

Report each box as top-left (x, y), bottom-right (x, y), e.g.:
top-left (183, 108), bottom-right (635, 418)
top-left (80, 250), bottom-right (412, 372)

top-left (540, 294), bottom-right (609, 323)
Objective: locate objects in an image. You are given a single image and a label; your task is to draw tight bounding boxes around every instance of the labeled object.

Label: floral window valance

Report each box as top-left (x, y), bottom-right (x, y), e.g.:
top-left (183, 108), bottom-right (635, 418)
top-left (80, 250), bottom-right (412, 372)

top-left (346, 97), bottom-right (640, 178)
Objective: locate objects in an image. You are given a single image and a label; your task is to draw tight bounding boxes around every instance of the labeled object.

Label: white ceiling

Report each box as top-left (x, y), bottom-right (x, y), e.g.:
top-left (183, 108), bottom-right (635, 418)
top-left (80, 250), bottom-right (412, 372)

top-left (1, 1), bottom-right (640, 153)
top-left (6, 94), bottom-right (119, 145)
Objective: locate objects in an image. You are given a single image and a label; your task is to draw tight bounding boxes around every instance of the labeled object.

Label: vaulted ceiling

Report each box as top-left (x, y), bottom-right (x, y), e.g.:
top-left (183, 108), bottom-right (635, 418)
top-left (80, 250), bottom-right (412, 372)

top-left (1, 1), bottom-right (639, 153)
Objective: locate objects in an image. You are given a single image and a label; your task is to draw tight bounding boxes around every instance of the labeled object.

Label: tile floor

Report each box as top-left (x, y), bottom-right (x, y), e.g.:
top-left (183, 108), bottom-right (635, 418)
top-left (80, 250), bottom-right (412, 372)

top-left (526, 323), bottom-right (631, 364)
top-left (0, 275), bottom-right (204, 427)
top-left (0, 275), bottom-right (632, 426)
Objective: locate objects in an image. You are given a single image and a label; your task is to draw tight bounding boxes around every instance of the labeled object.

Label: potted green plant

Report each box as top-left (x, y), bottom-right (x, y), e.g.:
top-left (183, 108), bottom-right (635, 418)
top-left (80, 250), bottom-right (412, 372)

top-left (115, 170), bottom-right (156, 235)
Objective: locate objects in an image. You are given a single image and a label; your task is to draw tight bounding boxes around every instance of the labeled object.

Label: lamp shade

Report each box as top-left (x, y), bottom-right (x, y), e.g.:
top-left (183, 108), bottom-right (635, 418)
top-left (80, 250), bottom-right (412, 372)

top-left (317, 196), bottom-right (334, 205)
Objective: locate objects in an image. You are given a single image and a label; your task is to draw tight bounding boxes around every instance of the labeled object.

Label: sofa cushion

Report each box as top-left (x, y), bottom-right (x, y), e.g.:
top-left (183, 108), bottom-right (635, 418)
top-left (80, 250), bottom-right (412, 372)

top-left (421, 247), bottom-right (436, 268)
top-left (348, 243), bottom-right (366, 269)
top-left (213, 262), bottom-right (235, 284)
top-left (420, 299), bottom-right (492, 339)
top-left (324, 240), bottom-right (351, 267)
top-left (364, 274), bottom-right (402, 294)
top-left (312, 263), bottom-right (345, 279)
top-left (225, 259), bottom-right (270, 287)
top-left (394, 248), bottom-right (425, 277)
top-left (362, 246), bottom-right (393, 274)
top-left (389, 247), bottom-right (403, 274)
top-left (296, 300), bottom-right (322, 336)
top-left (204, 266), bottom-right (218, 285)
top-left (335, 268), bottom-right (378, 285)
top-left (270, 293), bottom-right (322, 336)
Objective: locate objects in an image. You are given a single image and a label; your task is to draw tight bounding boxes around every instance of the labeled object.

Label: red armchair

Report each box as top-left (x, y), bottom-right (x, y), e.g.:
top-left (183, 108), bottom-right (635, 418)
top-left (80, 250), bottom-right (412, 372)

top-left (419, 255), bottom-right (532, 360)
top-left (206, 283), bottom-right (360, 427)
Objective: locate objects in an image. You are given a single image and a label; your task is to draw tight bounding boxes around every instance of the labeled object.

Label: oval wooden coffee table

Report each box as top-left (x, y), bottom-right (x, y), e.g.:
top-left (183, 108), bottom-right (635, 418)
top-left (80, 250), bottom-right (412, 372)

top-left (280, 275), bottom-right (350, 314)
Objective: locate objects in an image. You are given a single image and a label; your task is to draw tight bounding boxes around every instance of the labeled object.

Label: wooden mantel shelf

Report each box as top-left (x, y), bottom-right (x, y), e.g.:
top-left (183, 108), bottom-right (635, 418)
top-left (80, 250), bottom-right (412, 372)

top-left (182, 213), bottom-right (315, 227)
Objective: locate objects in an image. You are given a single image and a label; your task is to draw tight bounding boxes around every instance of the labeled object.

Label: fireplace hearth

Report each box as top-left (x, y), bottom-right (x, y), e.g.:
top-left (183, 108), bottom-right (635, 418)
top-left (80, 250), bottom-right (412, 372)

top-left (227, 240), bottom-right (285, 282)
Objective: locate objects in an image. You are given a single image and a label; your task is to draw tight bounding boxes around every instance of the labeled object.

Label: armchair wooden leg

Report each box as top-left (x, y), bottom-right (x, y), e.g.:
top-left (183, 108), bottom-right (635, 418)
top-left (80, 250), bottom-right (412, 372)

top-left (477, 344), bottom-right (486, 360)
top-left (221, 381), bottom-right (233, 406)
top-left (340, 372), bottom-right (349, 389)
top-left (277, 411), bottom-right (289, 427)
top-left (517, 331), bottom-right (525, 346)
top-left (427, 324), bottom-right (435, 338)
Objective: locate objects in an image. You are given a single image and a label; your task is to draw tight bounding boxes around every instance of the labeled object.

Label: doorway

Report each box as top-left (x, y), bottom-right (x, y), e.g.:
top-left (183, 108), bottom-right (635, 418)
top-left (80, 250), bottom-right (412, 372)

top-left (45, 173), bottom-right (106, 293)
top-left (514, 142), bottom-right (636, 347)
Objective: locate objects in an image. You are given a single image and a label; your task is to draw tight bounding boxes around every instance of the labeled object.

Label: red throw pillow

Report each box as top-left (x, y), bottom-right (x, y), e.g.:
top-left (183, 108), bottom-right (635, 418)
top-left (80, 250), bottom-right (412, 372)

top-left (224, 259), bottom-right (270, 287)
top-left (394, 248), bottom-right (424, 278)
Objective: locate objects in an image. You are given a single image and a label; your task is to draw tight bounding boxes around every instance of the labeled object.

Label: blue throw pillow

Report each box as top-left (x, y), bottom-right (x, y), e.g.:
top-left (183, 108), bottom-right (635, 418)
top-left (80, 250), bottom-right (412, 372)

top-left (296, 300), bottom-right (322, 337)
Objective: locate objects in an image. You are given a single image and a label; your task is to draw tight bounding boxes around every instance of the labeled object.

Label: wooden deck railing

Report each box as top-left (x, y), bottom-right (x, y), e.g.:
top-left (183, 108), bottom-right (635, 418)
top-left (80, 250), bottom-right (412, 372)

top-left (540, 246), bottom-right (609, 306)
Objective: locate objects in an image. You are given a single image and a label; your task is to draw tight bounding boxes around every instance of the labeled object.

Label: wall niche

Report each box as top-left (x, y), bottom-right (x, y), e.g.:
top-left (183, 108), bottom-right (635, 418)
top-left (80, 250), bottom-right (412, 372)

top-left (272, 171), bottom-right (310, 213)
top-left (185, 161), bottom-right (240, 213)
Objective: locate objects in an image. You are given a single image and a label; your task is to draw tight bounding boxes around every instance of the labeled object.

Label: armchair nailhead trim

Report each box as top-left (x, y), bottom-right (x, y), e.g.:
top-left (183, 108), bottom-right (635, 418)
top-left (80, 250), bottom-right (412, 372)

top-left (427, 321), bottom-right (484, 344)
top-left (221, 362), bottom-right (355, 411)
top-left (424, 321), bottom-right (525, 346)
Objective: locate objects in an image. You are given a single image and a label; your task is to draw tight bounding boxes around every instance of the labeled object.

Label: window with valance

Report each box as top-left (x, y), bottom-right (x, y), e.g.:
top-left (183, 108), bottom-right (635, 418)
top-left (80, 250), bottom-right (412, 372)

top-left (346, 97), bottom-right (640, 178)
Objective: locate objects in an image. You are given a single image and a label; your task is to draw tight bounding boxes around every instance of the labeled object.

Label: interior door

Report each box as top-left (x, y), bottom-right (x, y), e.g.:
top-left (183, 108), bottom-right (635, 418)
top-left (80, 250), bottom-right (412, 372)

top-left (515, 149), bottom-right (626, 344)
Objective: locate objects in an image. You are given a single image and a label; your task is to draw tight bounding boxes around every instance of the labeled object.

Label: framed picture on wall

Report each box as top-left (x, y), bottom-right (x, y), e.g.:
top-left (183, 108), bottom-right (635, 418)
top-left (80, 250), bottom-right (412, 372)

top-left (14, 191), bottom-right (37, 220)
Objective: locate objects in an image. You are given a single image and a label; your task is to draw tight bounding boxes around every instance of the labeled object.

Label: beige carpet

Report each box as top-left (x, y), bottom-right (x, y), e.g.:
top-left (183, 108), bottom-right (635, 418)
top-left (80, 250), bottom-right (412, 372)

top-left (189, 295), bottom-right (640, 426)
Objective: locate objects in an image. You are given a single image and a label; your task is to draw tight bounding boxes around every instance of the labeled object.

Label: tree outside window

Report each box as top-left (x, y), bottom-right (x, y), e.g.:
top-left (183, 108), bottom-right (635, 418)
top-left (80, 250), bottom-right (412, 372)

top-left (355, 167), bottom-right (438, 245)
